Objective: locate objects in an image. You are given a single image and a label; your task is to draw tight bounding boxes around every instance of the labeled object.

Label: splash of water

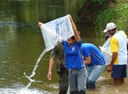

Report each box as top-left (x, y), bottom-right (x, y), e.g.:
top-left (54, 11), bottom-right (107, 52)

top-left (0, 87), bottom-right (49, 94)
top-left (24, 49), bottom-right (48, 88)
top-left (17, 88), bottom-right (45, 94)
top-left (97, 76), bottom-right (106, 81)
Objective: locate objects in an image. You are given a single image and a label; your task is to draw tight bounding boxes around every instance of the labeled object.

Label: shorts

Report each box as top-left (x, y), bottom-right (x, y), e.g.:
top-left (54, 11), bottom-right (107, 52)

top-left (111, 65), bottom-right (127, 78)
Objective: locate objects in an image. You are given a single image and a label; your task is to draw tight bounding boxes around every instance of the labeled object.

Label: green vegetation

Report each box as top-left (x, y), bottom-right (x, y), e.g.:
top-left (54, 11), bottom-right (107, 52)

top-left (94, 1), bottom-right (128, 34)
top-left (91, 0), bottom-right (117, 4)
top-left (91, 0), bottom-right (108, 4)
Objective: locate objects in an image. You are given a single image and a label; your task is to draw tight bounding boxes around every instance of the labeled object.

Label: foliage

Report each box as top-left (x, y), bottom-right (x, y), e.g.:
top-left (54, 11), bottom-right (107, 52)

top-left (91, 0), bottom-right (117, 4)
top-left (91, 0), bottom-right (108, 4)
top-left (94, 3), bottom-right (128, 34)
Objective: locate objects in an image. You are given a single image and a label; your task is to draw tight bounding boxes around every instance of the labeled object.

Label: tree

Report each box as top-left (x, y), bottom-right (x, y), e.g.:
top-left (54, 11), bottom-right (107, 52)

top-left (77, 0), bottom-right (117, 26)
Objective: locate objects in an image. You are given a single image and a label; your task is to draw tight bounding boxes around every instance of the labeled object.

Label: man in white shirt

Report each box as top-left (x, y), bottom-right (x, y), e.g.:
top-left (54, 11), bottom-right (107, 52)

top-left (103, 22), bottom-right (127, 85)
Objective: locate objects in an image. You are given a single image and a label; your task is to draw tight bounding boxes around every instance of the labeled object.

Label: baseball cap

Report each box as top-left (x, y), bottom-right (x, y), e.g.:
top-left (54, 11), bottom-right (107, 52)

top-left (103, 22), bottom-right (116, 33)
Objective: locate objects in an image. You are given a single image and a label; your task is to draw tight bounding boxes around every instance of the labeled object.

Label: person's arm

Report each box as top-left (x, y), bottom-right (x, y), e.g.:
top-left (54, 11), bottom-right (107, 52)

top-left (107, 37), bottom-right (118, 72)
top-left (107, 52), bottom-right (117, 72)
top-left (84, 56), bottom-right (91, 65)
top-left (47, 57), bottom-right (55, 80)
top-left (69, 15), bottom-right (81, 42)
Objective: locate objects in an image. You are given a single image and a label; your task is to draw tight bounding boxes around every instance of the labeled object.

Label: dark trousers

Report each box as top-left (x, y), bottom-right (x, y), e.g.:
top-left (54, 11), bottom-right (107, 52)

top-left (58, 68), bottom-right (68, 94)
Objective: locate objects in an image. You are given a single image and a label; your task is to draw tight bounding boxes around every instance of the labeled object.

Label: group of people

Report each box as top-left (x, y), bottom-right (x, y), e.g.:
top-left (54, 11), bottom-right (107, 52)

top-left (38, 15), bottom-right (127, 94)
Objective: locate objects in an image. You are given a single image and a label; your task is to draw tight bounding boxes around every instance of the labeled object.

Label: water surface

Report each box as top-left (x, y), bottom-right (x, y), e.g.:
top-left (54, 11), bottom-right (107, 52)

top-left (0, 0), bottom-right (128, 94)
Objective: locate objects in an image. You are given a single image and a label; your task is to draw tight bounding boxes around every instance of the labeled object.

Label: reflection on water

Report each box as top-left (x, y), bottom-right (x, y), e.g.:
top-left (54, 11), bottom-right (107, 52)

top-left (0, 0), bottom-right (84, 93)
top-left (0, 0), bottom-right (128, 94)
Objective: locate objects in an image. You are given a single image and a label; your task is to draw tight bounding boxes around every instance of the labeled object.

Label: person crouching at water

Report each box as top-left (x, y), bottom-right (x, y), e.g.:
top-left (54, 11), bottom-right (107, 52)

top-left (81, 43), bottom-right (106, 89)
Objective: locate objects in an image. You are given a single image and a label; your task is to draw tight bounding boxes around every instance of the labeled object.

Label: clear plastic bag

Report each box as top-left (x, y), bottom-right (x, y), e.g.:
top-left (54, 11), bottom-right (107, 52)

top-left (99, 37), bottom-right (112, 65)
top-left (39, 15), bottom-right (74, 51)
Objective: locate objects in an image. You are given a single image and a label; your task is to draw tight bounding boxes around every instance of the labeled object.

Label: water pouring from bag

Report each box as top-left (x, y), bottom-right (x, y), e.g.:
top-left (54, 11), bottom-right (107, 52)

top-left (24, 15), bottom-right (74, 88)
top-left (24, 49), bottom-right (48, 88)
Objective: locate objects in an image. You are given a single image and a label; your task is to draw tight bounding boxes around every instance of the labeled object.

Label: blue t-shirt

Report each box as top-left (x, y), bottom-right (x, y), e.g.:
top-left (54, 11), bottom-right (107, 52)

top-left (81, 43), bottom-right (106, 67)
top-left (62, 40), bottom-right (85, 69)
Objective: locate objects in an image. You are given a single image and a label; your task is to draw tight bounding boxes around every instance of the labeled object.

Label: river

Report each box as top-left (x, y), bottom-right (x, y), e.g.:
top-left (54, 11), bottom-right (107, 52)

top-left (0, 0), bottom-right (128, 94)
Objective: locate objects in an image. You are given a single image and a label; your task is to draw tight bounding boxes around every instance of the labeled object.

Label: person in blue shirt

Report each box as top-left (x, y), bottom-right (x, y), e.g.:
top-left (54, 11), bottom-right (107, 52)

top-left (81, 43), bottom-right (106, 89)
top-left (62, 15), bottom-right (87, 94)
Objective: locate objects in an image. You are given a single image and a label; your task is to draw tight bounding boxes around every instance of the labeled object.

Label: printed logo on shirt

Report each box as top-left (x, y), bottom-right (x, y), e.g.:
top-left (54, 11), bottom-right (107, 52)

top-left (72, 47), bottom-right (75, 51)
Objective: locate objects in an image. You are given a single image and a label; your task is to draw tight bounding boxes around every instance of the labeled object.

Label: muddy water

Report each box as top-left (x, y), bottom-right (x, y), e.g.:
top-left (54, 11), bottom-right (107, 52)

top-left (0, 0), bottom-right (128, 94)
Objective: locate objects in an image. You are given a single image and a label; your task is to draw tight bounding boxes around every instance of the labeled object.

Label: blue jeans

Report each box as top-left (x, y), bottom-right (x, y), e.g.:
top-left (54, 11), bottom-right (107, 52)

top-left (69, 67), bottom-right (87, 93)
top-left (87, 65), bottom-right (106, 88)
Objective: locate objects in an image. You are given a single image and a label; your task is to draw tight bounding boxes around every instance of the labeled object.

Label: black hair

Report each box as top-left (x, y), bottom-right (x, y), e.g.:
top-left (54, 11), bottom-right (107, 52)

top-left (112, 28), bottom-right (116, 31)
top-left (105, 35), bottom-right (110, 40)
top-left (70, 36), bottom-right (75, 40)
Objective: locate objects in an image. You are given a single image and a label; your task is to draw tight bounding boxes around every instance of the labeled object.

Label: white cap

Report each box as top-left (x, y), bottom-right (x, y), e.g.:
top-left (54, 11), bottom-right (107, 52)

top-left (103, 22), bottom-right (116, 33)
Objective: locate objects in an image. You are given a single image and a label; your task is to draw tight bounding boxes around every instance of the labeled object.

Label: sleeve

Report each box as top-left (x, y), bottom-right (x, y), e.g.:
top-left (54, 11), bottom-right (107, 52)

top-left (82, 47), bottom-right (90, 59)
top-left (50, 49), bottom-right (57, 59)
top-left (51, 42), bottom-right (64, 59)
top-left (76, 40), bottom-right (82, 48)
top-left (62, 41), bottom-right (65, 46)
top-left (110, 37), bottom-right (118, 52)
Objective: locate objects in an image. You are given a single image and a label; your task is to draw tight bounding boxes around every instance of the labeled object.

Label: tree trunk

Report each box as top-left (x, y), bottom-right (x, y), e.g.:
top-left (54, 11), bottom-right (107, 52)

top-left (77, 0), bottom-right (109, 26)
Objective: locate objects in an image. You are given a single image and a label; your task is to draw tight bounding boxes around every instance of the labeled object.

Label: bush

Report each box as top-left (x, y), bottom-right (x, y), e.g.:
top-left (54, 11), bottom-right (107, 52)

top-left (94, 3), bottom-right (128, 34)
top-left (91, 0), bottom-right (108, 4)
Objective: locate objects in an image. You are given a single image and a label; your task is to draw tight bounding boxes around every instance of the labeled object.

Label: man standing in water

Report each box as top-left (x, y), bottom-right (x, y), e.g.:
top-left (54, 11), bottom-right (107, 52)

top-left (38, 22), bottom-right (68, 94)
top-left (62, 15), bottom-right (87, 94)
top-left (47, 42), bottom-right (68, 94)
top-left (103, 22), bottom-right (127, 85)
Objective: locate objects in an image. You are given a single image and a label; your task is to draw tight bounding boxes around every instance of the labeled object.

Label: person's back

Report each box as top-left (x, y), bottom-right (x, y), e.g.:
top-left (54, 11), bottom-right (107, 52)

top-left (53, 42), bottom-right (65, 65)
top-left (81, 43), bottom-right (106, 67)
top-left (111, 31), bottom-right (127, 65)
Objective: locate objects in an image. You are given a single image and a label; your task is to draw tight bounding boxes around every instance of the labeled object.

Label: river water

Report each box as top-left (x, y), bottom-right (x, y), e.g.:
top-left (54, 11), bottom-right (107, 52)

top-left (0, 0), bottom-right (128, 94)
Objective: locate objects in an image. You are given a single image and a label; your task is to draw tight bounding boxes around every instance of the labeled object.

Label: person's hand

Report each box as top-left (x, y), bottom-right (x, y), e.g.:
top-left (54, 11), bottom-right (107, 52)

top-left (107, 64), bottom-right (113, 72)
top-left (68, 14), bottom-right (73, 22)
top-left (47, 72), bottom-right (52, 80)
top-left (38, 22), bottom-right (43, 26)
